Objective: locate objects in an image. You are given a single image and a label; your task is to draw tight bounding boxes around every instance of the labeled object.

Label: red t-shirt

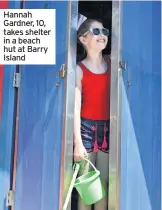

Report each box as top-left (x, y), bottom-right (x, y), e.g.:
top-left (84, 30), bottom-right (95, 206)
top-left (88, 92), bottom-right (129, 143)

top-left (78, 56), bottom-right (111, 121)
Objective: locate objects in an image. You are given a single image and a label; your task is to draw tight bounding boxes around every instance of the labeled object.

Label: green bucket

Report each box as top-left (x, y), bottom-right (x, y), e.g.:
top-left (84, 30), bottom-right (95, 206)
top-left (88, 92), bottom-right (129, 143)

top-left (74, 158), bottom-right (106, 205)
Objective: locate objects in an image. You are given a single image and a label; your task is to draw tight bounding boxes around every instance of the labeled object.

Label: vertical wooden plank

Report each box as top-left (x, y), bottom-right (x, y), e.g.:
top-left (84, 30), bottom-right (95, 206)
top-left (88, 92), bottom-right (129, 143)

top-left (13, 1), bottom-right (68, 210)
top-left (138, 4), bottom-right (153, 210)
top-left (151, 3), bottom-right (161, 209)
top-left (0, 1), bottom-right (21, 210)
top-left (121, 2), bottom-right (161, 210)
top-left (0, 2), bottom-right (8, 118)
top-left (108, 2), bottom-right (122, 210)
top-left (60, 2), bottom-right (78, 209)
top-left (121, 3), bottom-right (141, 209)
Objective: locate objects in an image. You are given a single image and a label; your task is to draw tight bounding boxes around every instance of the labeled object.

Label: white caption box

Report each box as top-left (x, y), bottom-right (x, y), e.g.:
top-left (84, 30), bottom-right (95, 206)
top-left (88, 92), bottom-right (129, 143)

top-left (0, 9), bottom-right (56, 65)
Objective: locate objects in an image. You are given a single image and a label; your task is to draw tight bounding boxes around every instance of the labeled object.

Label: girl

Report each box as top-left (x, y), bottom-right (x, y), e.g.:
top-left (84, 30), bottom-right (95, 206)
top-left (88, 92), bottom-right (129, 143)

top-left (74, 19), bottom-right (111, 210)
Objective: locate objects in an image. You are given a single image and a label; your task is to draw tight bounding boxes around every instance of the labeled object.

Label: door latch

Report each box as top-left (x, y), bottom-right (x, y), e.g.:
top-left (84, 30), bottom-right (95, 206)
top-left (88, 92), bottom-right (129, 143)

top-left (59, 64), bottom-right (67, 78)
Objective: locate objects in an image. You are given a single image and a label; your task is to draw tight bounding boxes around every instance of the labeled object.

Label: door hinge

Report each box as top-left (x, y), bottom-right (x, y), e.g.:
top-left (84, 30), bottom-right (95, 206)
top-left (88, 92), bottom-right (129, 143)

top-left (13, 72), bottom-right (21, 88)
top-left (119, 60), bottom-right (127, 70)
top-left (59, 63), bottom-right (67, 78)
top-left (6, 190), bottom-right (14, 207)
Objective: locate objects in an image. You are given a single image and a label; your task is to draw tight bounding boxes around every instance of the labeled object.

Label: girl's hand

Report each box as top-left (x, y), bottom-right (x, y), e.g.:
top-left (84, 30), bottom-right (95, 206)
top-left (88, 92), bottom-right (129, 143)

top-left (74, 142), bottom-right (88, 162)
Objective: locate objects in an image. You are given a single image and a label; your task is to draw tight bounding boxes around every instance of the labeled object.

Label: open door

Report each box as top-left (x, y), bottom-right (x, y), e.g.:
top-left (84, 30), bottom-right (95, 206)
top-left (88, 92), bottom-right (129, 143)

top-left (11, 1), bottom-right (78, 210)
top-left (120, 1), bottom-right (161, 210)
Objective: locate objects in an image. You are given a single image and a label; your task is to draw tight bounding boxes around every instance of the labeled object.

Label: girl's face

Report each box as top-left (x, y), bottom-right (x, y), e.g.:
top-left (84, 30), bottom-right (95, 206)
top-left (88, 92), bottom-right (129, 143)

top-left (79, 21), bottom-right (108, 53)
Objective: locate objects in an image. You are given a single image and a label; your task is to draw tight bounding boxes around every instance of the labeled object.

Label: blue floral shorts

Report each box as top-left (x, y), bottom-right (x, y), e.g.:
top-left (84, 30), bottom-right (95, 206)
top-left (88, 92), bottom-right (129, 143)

top-left (81, 118), bottom-right (110, 153)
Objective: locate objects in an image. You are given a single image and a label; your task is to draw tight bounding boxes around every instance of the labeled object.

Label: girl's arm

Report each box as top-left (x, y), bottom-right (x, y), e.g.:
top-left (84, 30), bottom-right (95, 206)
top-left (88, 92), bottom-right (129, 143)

top-left (74, 65), bottom-right (83, 146)
top-left (74, 65), bottom-right (87, 161)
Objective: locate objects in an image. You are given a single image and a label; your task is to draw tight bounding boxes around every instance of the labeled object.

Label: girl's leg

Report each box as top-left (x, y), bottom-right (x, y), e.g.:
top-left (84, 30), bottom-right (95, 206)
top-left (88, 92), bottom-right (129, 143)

top-left (94, 150), bottom-right (109, 210)
top-left (78, 152), bottom-right (97, 210)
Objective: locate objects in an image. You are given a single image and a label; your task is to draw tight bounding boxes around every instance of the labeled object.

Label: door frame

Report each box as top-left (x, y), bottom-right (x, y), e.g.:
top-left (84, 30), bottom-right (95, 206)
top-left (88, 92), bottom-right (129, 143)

top-left (60, 1), bottom-right (122, 210)
top-left (108, 1), bottom-right (122, 210)
top-left (59, 1), bottom-right (78, 210)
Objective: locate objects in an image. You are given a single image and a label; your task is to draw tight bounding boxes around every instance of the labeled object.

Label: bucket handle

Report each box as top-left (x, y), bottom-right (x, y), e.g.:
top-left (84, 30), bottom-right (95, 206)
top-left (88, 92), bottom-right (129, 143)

top-left (83, 158), bottom-right (99, 174)
top-left (73, 158), bottom-right (99, 173)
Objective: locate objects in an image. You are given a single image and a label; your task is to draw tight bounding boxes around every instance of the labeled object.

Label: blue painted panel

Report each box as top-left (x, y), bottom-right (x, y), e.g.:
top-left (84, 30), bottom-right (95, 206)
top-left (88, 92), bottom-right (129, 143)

top-left (121, 2), bottom-right (161, 210)
top-left (0, 2), bottom-right (21, 210)
top-left (14, 1), bottom-right (68, 210)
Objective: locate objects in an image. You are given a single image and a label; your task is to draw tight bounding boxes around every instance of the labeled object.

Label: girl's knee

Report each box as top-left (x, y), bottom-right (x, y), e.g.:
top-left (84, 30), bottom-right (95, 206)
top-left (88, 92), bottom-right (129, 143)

top-left (96, 151), bottom-right (109, 183)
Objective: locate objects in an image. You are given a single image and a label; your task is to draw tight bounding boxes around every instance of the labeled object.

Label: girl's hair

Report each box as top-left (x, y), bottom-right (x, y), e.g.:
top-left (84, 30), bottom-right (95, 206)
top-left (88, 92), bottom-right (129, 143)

top-left (77, 19), bottom-right (103, 62)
